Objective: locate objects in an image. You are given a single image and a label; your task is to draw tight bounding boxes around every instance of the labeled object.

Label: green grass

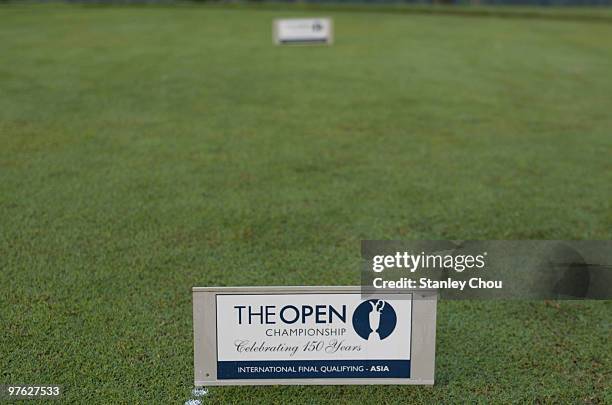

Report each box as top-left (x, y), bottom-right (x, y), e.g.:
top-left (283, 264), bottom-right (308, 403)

top-left (1, 3), bottom-right (611, 403)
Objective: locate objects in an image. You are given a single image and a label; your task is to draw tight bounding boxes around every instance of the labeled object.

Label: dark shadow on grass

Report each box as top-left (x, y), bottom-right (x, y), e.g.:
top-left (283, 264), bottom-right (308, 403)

top-left (68, 1), bottom-right (612, 24)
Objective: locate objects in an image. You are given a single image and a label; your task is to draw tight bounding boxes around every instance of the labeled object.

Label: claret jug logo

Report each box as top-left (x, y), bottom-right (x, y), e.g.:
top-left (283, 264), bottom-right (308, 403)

top-left (352, 300), bottom-right (397, 341)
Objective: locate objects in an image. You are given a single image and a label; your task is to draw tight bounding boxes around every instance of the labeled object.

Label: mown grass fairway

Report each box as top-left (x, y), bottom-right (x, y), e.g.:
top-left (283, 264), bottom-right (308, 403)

top-left (1, 4), bottom-right (611, 403)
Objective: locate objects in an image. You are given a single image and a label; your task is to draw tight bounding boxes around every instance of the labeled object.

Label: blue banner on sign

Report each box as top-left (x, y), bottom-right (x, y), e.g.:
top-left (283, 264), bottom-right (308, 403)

top-left (217, 360), bottom-right (410, 379)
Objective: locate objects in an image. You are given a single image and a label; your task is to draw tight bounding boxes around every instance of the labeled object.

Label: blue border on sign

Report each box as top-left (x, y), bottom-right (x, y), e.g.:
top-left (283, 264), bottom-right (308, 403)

top-left (218, 360), bottom-right (410, 379)
top-left (214, 293), bottom-right (413, 380)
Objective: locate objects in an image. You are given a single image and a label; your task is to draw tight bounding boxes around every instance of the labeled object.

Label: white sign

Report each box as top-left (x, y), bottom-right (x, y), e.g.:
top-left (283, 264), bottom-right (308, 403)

top-left (193, 287), bottom-right (437, 385)
top-left (273, 18), bottom-right (333, 45)
top-left (216, 293), bottom-right (411, 379)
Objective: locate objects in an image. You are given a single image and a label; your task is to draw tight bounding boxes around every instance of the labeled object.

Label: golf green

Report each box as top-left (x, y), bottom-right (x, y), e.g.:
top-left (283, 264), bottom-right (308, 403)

top-left (1, 3), bottom-right (610, 403)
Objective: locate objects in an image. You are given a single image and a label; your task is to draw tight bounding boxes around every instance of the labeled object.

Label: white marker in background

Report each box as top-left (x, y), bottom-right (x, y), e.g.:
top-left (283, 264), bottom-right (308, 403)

top-left (273, 18), bottom-right (333, 45)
